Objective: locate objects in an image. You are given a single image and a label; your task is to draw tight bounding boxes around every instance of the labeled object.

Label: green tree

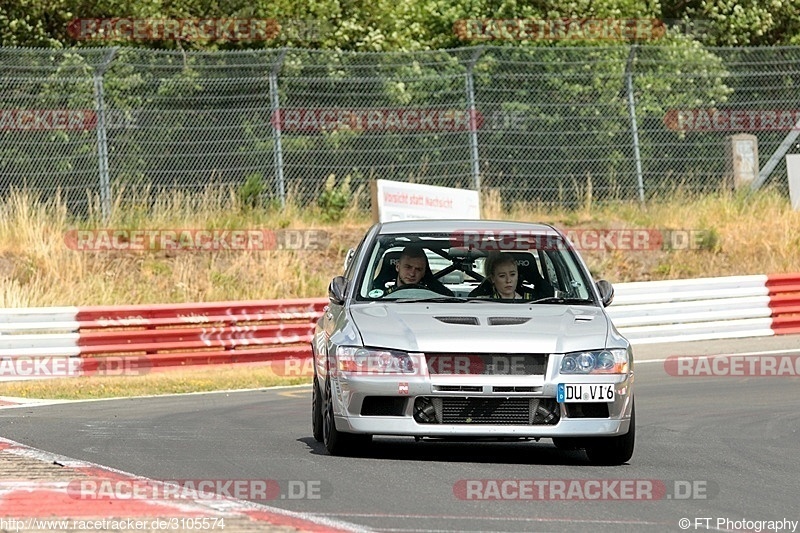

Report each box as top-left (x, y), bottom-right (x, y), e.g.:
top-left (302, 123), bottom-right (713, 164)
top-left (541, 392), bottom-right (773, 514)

top-left (661, 0), bottom-right (800, 45)
top-left (2, 0), bottom-right (799, 50)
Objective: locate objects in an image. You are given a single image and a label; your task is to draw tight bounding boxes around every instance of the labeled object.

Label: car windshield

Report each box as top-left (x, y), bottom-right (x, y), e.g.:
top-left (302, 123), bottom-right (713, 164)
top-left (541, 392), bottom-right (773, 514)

top-left (355, 229), bottom-right (596, 303)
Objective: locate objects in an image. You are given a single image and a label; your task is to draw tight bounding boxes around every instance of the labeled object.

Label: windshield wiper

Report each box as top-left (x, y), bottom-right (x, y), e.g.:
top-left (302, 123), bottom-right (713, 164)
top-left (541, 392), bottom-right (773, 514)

top-left (530, 296), bottom-right (595, 305)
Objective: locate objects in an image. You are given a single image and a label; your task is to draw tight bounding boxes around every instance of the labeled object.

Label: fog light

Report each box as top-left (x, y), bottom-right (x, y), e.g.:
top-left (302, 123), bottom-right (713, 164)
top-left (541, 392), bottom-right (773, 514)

top-left (535, 402), bottom-right (557, 424)
top-left (414, 397), bottom-right (437, 423)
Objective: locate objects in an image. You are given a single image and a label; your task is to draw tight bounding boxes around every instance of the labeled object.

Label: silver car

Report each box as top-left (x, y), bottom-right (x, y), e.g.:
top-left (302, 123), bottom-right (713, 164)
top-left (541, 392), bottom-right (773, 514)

top-left (311, 220), bottom-right (635, 465)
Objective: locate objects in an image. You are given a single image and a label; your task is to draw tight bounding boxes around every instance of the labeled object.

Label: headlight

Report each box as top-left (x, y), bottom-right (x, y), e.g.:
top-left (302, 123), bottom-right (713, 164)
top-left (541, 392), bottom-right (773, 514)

top-left (336, 346), bottom-right (415, 374)
top-left (560, 349), bottom-right (629, 374)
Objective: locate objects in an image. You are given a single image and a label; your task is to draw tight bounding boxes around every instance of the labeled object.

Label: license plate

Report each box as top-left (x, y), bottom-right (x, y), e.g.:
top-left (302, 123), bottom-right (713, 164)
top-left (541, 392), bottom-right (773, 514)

top-left (557, 383), bottom-right (615, 403)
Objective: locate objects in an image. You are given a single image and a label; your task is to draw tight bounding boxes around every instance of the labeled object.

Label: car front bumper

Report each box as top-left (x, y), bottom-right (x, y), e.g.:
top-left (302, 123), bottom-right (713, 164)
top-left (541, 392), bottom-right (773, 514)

top-left (329, 372), bottom-right (634, 438)
top-left (337, 415), bottom-right (632, 438)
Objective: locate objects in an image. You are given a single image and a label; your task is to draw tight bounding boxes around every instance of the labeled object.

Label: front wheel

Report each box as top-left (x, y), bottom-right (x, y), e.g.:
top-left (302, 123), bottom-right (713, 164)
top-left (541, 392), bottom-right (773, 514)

top-left (584, 402), bottom-right (635, 465)
top-left (322, 377), bottom-right (371, 455)
top-left (312, 377), bottom-right (323, 442)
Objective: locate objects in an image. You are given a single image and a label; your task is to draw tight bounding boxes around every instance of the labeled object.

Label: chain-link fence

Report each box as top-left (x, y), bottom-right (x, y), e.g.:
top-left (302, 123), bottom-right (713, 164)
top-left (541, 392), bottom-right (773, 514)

top-left (1, 45), bottom-right (799, 216)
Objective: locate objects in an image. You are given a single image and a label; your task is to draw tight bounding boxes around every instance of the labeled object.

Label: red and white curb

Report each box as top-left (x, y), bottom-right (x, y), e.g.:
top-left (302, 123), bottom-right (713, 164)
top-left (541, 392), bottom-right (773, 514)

top-left (0, 437), bottom-right (366, 532)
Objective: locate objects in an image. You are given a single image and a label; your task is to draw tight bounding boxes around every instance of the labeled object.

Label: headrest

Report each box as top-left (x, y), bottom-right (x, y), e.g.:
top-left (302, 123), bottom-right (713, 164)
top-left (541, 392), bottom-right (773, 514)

top-left (502, 252), bottom-right (545, 284)
top-left (373, 250), bottom-right (404, 290)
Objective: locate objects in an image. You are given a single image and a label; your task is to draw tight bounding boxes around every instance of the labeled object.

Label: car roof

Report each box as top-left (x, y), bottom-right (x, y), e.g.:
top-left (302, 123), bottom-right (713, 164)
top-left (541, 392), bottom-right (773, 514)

top-left (376, 219), bottom-right (559, 234)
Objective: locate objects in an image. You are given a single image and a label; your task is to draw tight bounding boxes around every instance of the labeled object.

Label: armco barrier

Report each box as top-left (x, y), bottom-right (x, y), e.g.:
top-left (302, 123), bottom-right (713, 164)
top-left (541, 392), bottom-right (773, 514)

top-left (0, 274), bottom-right (798, 380)
top-left (607, 273), bottom-right (800, 344)
top-left (0, 299), bottom-right (326, 378)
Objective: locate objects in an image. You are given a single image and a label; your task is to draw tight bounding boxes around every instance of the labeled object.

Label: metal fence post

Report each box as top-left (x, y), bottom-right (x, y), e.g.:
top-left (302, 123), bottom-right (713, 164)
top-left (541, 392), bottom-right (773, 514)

top-left (465, 47), bottom-right (484, 193)
top-left (92, 47), bottom-right (118, 222)
top-left (751, 117), bottom-right (800, 191)
top-left (269, 48), bottom-right (289, 208)
top-left (625, 45), bottom-right (645, 203)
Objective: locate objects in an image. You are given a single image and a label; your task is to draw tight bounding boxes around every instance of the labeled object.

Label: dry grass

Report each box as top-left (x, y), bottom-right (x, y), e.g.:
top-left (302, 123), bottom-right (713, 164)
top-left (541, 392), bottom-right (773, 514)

top-left (0, 188), bottom-right (370, 307)
top-left (0, 186), bottom-right (798, 308)
top-left (481, 186), bottom-right (800, 282)
top-left (0, 363), bottom-right (310, 400)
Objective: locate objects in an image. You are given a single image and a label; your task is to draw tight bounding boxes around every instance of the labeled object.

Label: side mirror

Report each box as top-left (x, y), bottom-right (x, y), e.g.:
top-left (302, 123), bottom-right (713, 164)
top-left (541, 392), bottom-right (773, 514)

top-left (596, 280), bottom-right (614, 307)
top-left (328, 275), bottom-right (348, 305)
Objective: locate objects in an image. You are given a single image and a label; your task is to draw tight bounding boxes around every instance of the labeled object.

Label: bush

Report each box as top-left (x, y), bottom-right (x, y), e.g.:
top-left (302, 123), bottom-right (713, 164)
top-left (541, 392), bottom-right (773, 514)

top-left (317, 174), bottom-right (351, 222)
top-left (238, 173), bottom-right (266, 209)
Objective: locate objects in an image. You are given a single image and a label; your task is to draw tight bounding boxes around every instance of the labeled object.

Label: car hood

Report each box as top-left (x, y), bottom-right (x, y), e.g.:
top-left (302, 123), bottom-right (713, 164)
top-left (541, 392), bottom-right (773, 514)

top-left (349, 302), bottom-right (610, 354)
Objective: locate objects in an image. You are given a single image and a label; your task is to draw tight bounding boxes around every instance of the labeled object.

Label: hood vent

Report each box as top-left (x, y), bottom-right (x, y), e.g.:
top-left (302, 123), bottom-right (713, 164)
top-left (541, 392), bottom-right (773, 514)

top-left (488, 317), bottom-right (531, 326)
top-left (435, 316), bottom-right (479, 325)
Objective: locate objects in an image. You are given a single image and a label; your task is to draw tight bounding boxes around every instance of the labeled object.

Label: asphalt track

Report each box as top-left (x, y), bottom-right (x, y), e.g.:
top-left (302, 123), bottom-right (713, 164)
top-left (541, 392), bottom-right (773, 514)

top-left (2, 335), bottom-right (800, 532)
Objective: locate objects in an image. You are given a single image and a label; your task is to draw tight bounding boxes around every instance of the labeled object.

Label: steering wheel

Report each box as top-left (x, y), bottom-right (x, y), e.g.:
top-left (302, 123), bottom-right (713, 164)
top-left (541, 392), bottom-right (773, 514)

top-left (386, 282), bottom-right (455, 298)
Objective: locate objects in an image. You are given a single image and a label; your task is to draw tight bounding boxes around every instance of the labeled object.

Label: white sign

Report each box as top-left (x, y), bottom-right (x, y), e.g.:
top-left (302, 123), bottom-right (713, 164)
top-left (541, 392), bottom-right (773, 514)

top-left (788, 154), bottom-right (800, 212)
top-left (372, 179), bottom-right (480, 222)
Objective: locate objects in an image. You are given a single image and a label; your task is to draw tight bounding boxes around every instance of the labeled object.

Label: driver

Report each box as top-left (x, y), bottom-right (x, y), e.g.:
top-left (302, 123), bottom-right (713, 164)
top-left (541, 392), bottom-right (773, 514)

top-left (392, 246), bottom-right (428, 289)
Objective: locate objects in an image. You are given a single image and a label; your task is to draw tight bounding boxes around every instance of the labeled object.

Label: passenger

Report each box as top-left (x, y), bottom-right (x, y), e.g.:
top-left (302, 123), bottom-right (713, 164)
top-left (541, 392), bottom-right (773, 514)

top-left (484, 252), bottom-right (529, 299)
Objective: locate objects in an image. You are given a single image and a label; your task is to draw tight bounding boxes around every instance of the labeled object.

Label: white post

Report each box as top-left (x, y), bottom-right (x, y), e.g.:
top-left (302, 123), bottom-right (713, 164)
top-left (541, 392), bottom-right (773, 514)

top-left (787, 154), bottom-right (800, 211)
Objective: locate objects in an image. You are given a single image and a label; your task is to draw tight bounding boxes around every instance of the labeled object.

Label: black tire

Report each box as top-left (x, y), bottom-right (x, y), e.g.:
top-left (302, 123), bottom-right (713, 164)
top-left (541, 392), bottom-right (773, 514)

top-left (322, 376), bottom-right (371, 455)
top-left (312, 377), bottom-right (323, 442)
top-left (552, 437), bottom-right (584, 451)
top-left (584, 402), bottom-right (635, 466)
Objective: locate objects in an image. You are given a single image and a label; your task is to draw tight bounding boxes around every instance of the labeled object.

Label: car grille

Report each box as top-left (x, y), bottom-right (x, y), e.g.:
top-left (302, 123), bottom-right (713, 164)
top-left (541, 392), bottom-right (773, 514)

top-left (492, 386), bottom-right (540, 393)
top-left (414, 397), bottom-right (559, 425)
top-left (433, 385), bottom-right (483, 392)
top-left (425, 353), bottom-right (547, 375)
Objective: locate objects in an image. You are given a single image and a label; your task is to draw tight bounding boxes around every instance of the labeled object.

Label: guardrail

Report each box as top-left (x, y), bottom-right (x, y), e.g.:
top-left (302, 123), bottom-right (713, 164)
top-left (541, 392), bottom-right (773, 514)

top-left (0, 300), bottom-right (325, 379)
top-left (0, 274), bottom-right (798, 380)
top-left (766, 274), bottom-right (800, 335)
top-left (607, 273), bottom-right (800, 344)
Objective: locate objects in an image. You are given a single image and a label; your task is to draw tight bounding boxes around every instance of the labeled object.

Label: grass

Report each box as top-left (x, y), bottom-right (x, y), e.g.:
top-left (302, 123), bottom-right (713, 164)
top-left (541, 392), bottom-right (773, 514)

top-left (0, 184), bottom-right (798, 399)
top-left (479, 186), bottom-right (800, 281)
top-left (2, 186), bottom-right (799, 308)
top-left (0, 363), bottom-right (311, 400)
top-left (0, 187), bottom-right (368, 307)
